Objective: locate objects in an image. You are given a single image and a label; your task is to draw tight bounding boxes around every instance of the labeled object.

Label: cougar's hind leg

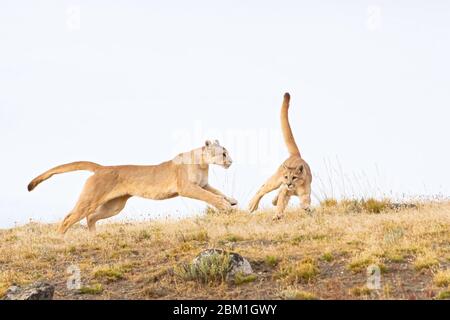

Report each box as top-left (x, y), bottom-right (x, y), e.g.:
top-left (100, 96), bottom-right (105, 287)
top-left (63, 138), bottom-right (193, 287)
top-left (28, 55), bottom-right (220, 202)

top-left (58, 176), bottom-right (113, 234)
top-left (59, 199), bottom-right (99, 234)
top-left (86, 195), bottom-right (130, 232)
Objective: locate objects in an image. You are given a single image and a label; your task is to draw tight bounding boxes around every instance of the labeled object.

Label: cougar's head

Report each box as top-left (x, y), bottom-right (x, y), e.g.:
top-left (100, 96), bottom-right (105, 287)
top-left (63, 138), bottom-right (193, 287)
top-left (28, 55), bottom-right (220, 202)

top-left (281, 164), bottom-right (305, 191)
top-left (204, 140), bottom-right (233, 168)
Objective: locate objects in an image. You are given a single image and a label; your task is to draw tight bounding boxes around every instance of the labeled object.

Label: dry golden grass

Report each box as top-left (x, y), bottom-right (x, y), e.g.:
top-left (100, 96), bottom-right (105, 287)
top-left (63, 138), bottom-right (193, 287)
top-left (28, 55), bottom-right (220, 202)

top-left (349, 285), bottom-right (373, 297)
top-left (433, 269), bottom-right (450, 287)
top-left (279, 288), bottom-right (318, 300)
top-left (0, 200), bottom-right (449, 299)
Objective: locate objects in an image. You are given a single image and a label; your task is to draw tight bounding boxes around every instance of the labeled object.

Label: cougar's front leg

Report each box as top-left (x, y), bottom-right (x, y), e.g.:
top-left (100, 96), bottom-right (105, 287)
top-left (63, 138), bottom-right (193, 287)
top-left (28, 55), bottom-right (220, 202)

top-left (179, 183), bottom-right (232, 210)
top-left (204, 184), bottom-right (238, 206)
top-left (272, 189), bottom-right (282, 206)
top-left (297, 185), bottom-right (312, 211)
top-left (273, 187), bottom-right (291, 220)
top-left (248, 172), bottom-right (282, 212)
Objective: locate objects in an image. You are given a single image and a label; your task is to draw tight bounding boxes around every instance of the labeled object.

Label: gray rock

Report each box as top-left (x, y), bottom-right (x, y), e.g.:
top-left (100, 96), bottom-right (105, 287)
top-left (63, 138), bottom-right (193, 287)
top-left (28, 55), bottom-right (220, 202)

top-left (4, 282), bottom-right (54, 300)
top-left (193, 249), bottom-right (253, 278)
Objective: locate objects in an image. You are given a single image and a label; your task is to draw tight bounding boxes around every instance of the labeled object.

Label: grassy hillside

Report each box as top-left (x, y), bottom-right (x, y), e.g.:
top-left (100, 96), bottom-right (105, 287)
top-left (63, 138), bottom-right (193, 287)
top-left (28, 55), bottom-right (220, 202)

top-left (1, 199), bottom-right (449, 300)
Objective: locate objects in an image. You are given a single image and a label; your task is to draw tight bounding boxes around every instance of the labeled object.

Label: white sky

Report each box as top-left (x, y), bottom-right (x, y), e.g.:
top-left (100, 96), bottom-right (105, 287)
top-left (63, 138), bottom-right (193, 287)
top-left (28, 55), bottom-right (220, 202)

top-left (1, 0), bottom-right (449, 228)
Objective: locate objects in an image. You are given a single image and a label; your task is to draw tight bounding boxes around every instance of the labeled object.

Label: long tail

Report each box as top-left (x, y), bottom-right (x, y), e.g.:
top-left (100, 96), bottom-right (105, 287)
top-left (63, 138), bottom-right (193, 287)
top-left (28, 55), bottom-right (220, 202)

top-left (28, 161), bottom-right (101, 191)
top-left (280, 92), bottom-right (300, 156)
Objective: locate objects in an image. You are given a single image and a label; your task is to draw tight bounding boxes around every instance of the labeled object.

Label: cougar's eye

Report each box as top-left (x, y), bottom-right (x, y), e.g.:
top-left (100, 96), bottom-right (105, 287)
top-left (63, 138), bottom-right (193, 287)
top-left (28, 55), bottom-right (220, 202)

top-left (223, 152), bottom-right (226, 157)
top-left (284, 175), bottom-right (288, 179)
top-left (293, 177), bottom-right (298, 181)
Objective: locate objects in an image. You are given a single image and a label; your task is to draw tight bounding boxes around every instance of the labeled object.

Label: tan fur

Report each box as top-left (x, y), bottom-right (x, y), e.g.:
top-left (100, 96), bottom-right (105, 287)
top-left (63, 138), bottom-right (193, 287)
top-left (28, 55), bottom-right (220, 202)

top-left (28, 140), bottom-right (237, 234)
top-left (248, 92), bottom-right (312, 219)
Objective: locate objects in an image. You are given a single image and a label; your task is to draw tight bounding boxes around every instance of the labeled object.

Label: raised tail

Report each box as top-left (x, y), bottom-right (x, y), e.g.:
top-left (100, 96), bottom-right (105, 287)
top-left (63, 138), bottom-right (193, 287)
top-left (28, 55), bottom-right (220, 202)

top-left (280, 92), bottom-right (301, 156)
top-left (28, 161), bottom-right (101, 191)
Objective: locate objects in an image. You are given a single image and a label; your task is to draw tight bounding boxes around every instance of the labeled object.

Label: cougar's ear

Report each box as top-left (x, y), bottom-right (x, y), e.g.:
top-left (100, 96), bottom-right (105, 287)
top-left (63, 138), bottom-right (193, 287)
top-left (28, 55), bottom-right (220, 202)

top-left (213, 139), bottom-right (220, 145)
top-left (282, 164), bottom-right (288, 170)
top-left (297, 165), bottom-right (304, 173)
top-left (205, 140), bottom-right (212, 147)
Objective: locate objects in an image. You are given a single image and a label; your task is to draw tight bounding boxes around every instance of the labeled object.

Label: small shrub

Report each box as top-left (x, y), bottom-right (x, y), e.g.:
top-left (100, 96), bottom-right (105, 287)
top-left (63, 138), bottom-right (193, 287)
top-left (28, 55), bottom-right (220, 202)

top-left (177, 242), bottom-right (194, 253)
top-left (321, 252), bottom-right (334, 262)
top-left (137, 230), bottom-right (152, 241)
top-left (340, 199), bottom-right (362, 212)
top-left (79, 283), bottom-right (103, 295)
top-left (291, 235), bottom-right (307, 244)
top-left (4, 235), bottom-right (19, 242)
top-left (178, 230), bottom-right (209, 242)
top-left (350, 286), bottom-right (373, 297)
top-left (320, 198), bottom-right (338, 208)
top-left (280, 289), bottom-right (318, 300)
top-left (435, 290), bottom-right (450, 300)
top-left (66, 246), bottom-right (77, 254)
top-left (347, 257), bottom-right (374, 273)
top-left (175, 252), bottom-right (231, 284)
top-left (383, 283), bottom-right (392, 298)
top-left (265, 255), bottom-right (280, 267)
top-left (234, 273), bottom-right (257, 285)
top-left (92, 265), bottom-right (130, 282)
top-left (414, 255), bottom-right (439, 271)
top-left (223, 234), bottom-right (244, 242)
top-left (433, 270), bottom-right (450, 287)
top-left (383, 226), bottom-right (405, 245)
top-left (277, 259), bottom-right (319, 283)
top-left (191, 230), bottom-right (209, 242)
top-left (387, 253), bottom-right (406, 263)
top-left (361, 198), bottom-right (390, 213)
top-left (0, 285), bottom-right (8, 299)
top-left (347, 255), bottom-right (387, 274)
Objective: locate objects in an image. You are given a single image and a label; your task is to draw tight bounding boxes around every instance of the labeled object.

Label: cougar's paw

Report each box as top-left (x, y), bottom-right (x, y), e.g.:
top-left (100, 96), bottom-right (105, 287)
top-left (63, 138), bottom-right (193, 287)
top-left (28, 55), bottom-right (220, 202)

top-left (272, 214), bottom-right (282, 221)
top-left (226, 197), bottom-right (238, 206)
top-left (216, 197), bottom-right (232, 211)
top-left (272, 196), bottom-right (278, 206)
